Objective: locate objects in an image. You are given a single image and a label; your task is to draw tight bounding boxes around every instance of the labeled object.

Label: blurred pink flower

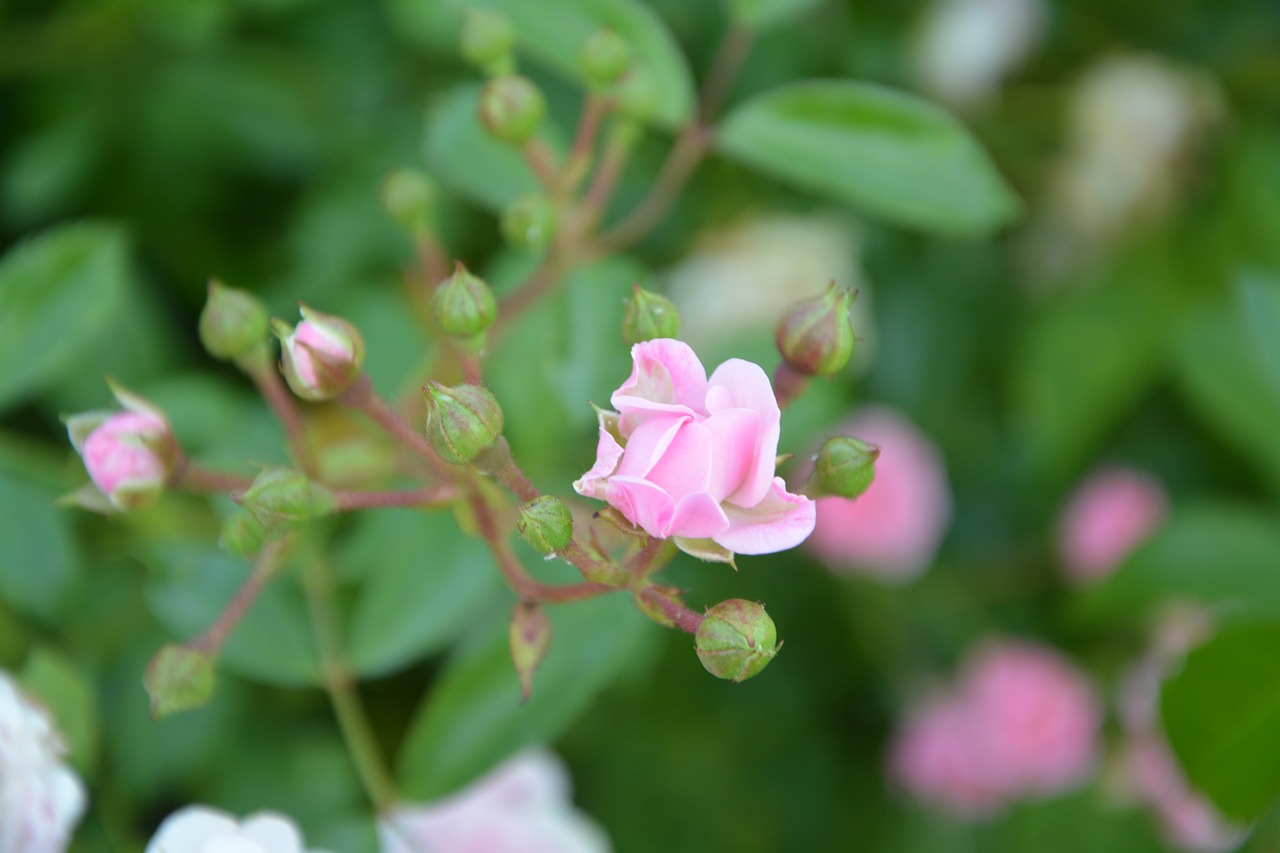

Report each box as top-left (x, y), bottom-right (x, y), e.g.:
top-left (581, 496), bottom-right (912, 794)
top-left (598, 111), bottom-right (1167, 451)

top-left (0, 672), bottom-right (86, 853)
top-left (805, 407), bottom-right (950, 581)
top-left (1058, 466), bottom-right (1168, 583)
top-left (888, 640), bottom-right (1100, 818)
top-left (66, 383), bottom-right (177, 511)
top-left (379, 749), bottom-right (610, 853)
top-left (145, 806), bottom-right (331, 853)
top-left (575, 339), bottom-right (814, 556)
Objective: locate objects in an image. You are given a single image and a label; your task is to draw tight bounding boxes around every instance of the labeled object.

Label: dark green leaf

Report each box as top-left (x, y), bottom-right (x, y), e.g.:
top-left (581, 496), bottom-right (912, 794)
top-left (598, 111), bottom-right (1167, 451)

top-left (0, 222), bottom-right (131, 411)
top-left (1236, 272), bottom-right (1280, 397)
top-left (343, 510), bottom-right (501, 677)
top-left (1162, 621), bottom-right (1280, 820)
top-left (397, 592), bottom-right (651, 797)
top-left (1076, 503), bottom-right (1280, 624)
top-left (727, 0), bottom-right (825, 30)
top-left (145, 546), bottom-right (322, 687)
top-left (716, 81), bottom-right (1020, 235)
top-left (0, 465), bottom-right (79, 622)
top-left (19, 647), bottom-right (98, 774)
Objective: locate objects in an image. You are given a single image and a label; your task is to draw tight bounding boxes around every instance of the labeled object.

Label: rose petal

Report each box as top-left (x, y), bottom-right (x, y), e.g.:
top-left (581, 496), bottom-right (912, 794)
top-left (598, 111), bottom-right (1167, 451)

top-left (705, 359), bottom-right (781, 506)
top-left (612, 339), bottom-right (708, 434)
top-left (715, 478), bottom-right (816, 555)
top-left (702, 408), bottom-right (762, 503)
top-left (605, 476), bottom-right (674, 538)
top-left (572, 426), bottom-right (625, 501)
top-left (642, 421), bottom-right (713, 502)
top-left (669, 492), bottom-right (731, 540)
top-left (240, 814), bottom-right (306, 853)
top-left (614, 415), bottom-right (687, 480)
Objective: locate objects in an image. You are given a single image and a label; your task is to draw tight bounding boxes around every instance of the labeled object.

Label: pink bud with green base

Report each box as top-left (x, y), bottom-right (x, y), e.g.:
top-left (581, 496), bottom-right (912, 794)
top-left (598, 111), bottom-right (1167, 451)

top-left (274, 305), bottom-right (365, 401)
top-left (65, 381), bottom-right (178, 511)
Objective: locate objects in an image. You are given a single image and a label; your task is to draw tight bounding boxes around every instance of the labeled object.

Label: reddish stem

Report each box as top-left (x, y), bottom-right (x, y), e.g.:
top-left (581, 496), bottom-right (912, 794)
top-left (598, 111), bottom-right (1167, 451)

top-left (637, 585), bottom-right (704, 635)
top-left (190, 539), bottom-right (287, 654)
top-left (173, 461), bottom-right (253, 494)
top-left (250, 364), bottom-right (316, 476)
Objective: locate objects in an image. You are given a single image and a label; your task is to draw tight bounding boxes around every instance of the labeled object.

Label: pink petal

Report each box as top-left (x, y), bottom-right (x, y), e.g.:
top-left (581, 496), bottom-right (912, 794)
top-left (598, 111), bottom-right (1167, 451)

top-left (605, 476), bottom-right (674, 538)
top-left (572, 426), bottom-right (625, 501)
top-left (701, 408), bottom-right (761, 503)
top-left (715, 478), bottom-right (816, 555)
top-left (706, 359), bottom-right (781, 507)
top-left (612, 339), bottom-right (708, 435)
top-left (642, 421), bottom-right (713, 502)
top-left (614, 415), bottom-right (687, 480)
top-left (669, 492), bottom-right (730, 540)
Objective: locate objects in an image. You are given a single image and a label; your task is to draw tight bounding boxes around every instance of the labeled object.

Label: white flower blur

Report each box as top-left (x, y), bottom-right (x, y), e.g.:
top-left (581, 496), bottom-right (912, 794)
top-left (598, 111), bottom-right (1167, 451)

top-left (914, 0), bottom-right (1047, 107)
top-left (145, 806), bottom-right (333, 853)
top-left (379, 749), bottom-right (610, 853)
top-left (0, 671), bottom-right (86, 853)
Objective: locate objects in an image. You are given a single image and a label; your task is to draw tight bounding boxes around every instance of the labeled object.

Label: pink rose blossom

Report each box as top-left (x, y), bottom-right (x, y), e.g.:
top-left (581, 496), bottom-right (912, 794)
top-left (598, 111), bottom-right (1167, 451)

top-left (144, 806), bottom-right (332, 853)
top-left (574, 339), bottom-right (814, 557)
top-left (66, 384), bottom-right (176, 511)
top-left (0, 671), bottom-right (86, 853)
top-left (887, 640), bottom-right (1100, 819)
top-left (1058, 466), bottom-right (1168, 582)
top-left (379, 749), bottom-right (610, 853)
top-left (805, 407), bottom-right (950, 580)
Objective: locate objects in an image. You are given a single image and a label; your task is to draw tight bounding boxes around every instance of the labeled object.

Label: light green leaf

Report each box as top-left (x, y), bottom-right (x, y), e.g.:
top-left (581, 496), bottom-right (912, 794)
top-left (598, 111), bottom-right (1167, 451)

top-left (1161, 621), bottom-right (1280, 820)
top-left (726, 0), bottom-right (824, 30)
top-left (19, 647), bottom-right (98, 774)
top-left (0, 222), bottom-right (131, 411)
top-left (464, 0), bottom-right (694, 128)
top-left (716, 81), bottom-right (1020, 235)
top-left (343, 510), bottom-right (501, 677)
top-left (1075, 503), bottom-right (1280, 624)
top-left (145, 546), bottom-right (322, 687)
top-left (0, 466), bottom-right (79, 622)
top-left (397, 592), bottom-right (650, 798)
top-left (1236, 272), bottom-right (1280, 396)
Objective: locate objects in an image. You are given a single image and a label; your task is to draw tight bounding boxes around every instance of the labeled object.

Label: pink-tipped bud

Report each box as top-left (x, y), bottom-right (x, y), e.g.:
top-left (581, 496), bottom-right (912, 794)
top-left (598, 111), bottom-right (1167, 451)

top-left (274, 306), bottom-right (365, 401)
top-left (775, 281), bottom-right (857, 377)
top-left (66, 383), bottom-right (177, 511)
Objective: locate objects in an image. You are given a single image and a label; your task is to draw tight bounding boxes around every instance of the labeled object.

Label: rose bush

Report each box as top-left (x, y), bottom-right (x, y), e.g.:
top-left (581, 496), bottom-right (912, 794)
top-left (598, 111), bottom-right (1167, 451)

top-left (574, 339), bottom-right (815, 557)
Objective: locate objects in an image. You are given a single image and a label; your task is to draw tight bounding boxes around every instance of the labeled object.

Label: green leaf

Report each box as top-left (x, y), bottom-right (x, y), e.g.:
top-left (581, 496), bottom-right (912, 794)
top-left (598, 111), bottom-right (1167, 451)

top-left (424, 84), bottom-right (548, 212)
top-left (464, 0), bottom-right (694, 128)
top-left (1161, 621), bottom-right (1280, 820)
top-left (1174, 303), bottom-right (1280, 496)
top-left (1075, 503), bottom-right (1280, 624)
top-left (0, 222), bottom-right (131, 411)
top-left (144, 545), bottom-right (322, 687)
top-left (726, 0), bottom-right (824, 30)
top-left (19, 647), bottom-right (98, 774)
top-left (0, 465), bottom-right (80, 622)
top-left (397, 592), bottom-right (650, 798)
top-left (343, 510), bottom-right (501, 677)
top-left (716, 81), bottom-right (1020, 235)
top-left (1236, 272), bottom-right (1280, 397)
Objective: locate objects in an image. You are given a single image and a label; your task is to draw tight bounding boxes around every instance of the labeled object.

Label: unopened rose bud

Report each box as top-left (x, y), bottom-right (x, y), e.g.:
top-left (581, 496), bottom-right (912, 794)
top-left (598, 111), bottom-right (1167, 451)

top-left (477, 75), bottom-right (545, 145)
top-left (219, 511), bottom-right (268, 558)
top-left (775, 281), bottom-right (856, 377)
top-left (145, 645), bottom-right (216, 719)
top-left (274, 305), bottom-right (365, 401)
top-left (236, 467), bottom-right (335, 534)
top-left (198, 280), bottom-right (270, 369)
top-left (808, 435), bottom-right (878, 500)
top-left (622, 285), bottom-right (680, 345)
top-left (459, 6), bottom-right (515, 76)
top-left (431, 262), bottom-right (496, 345)
top-left (578, 28), bottom-right (632, 88)
top-left (65, 383), bottom-right (178, 511)
top-left (509, 601), bottom-right (552, 701)
top-left (500, 194), bottom-right (557, 252)
top-left (423, 382), bottom-right (504, 464)
top-left (381, 168), bottom-right (437, 236)
top-left (516, 496), bottom-right (573, 554)
top-left (695, 599), bottom-right (780, 683)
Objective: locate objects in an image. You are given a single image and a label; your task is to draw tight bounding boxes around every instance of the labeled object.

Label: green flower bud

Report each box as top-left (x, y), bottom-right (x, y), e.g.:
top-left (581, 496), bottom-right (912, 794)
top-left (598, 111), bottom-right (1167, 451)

top-left (500, 194), bottom-right (557, 252)
top-left (237, 467), bottom-right (335, 534)
top-left (431, 262), bottom-right (497, 342)
top-left (273, 306), bottom-right (365, 402)
top-left (381, 168), bottom-right (436, 236)
top-left (695, 599), bottom-right (780, 683)
top-left (145, 644), bottom-right (216, 719)
top-left (477, 75), bottom-right (545, 145)
top-left (808, 435), bottom-right (878, 500)
top-left (460, 7), bottom-right (516, 76)
top-left (516, 496), bottom-right (573, 554)
top-left (199, 280), bottom-right (270, 368)
top-left (509, 601), bottom-right (552, 701)
top-left (775, 281), bottom-right (856, 377)
top-left (578, 28), bottom-right (632, 88)
top-left (622, 284), bottom-right (681, 345)
top-left (219, 511), bottom-right (268, 558)
top-left (423, 382), bottom-right (504, 464)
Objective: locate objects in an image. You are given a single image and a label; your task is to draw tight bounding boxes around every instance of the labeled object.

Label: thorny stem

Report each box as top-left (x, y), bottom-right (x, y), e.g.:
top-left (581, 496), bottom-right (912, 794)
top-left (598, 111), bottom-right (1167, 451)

top-left (341, 374), bottom-right (455, 480)
top-left (172, 461), bottom-right (253, 494)
top-left (301, 555), bottom-right (399, 814)
top-left (476, 438), bottom-right (539, 504)
top-left (249, 363), bottom-right (316, 476)
top-left (523, 138), bottom-right (560, 190)
top-left (637, 585), bottom-right (704, 635)
top-left (190, 538), bottom-right (289, 655)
